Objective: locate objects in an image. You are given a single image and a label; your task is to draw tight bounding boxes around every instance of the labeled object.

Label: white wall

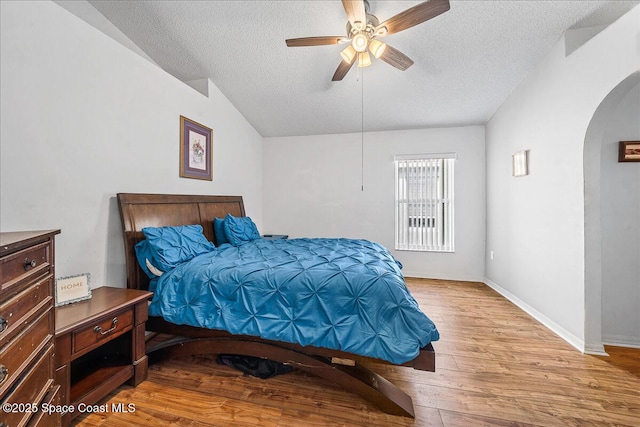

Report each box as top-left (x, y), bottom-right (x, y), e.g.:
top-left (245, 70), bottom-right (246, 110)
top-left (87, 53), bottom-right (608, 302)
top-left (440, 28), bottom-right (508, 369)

top-left (0, 1), bottom-right (263, 288)
top-left (263, 126), bottom-right (486, 282)
top-left (600, 82), bottom-right (640, 347)
top-left (485, 6), bottom-right (640, 351)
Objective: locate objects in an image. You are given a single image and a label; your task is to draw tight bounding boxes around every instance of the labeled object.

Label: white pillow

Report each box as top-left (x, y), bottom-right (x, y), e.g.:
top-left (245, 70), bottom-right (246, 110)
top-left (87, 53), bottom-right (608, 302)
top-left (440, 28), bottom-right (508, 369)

top-left (145, 258), bottom-right (164, 277)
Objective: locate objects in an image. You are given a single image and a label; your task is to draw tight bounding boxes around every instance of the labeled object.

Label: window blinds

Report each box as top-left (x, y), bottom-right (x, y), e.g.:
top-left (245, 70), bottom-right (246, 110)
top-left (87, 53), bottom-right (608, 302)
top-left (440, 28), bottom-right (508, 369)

top-left (394, 155), bottom-right (455, 252)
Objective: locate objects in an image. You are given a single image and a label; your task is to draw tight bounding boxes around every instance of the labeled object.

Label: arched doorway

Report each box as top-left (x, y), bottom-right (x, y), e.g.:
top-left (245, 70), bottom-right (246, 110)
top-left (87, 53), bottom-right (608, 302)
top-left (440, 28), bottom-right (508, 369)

top-left (584, 71), bottom-right (640, 354)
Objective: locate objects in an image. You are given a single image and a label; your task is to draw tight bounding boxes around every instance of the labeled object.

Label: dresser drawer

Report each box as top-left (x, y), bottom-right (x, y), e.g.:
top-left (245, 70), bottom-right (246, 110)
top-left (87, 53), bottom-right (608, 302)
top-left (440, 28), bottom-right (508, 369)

top-left (0, 309), bottom-right (53, 396)
top-left (0, 277), bottom-right (52, 348)
top-left (26, 386), bottom-right (61, 427)
top-left (72, 309), bottom-right (133, 357)
top-left (1, 242), bottom-right (51, 297)
top-left (1, 343), bottom-right (54, 427)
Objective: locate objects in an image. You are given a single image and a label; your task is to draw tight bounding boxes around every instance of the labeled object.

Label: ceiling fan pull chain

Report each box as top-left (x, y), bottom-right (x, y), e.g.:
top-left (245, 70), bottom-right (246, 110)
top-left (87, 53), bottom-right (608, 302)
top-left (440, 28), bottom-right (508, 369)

top-left (361, 68), bottom-right (364, 192)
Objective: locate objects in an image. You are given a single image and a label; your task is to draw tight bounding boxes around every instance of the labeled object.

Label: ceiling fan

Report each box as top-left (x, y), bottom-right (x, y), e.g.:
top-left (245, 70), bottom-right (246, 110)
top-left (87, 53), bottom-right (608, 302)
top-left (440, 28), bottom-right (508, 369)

top-left (285, 0), bottom-right (450, 81)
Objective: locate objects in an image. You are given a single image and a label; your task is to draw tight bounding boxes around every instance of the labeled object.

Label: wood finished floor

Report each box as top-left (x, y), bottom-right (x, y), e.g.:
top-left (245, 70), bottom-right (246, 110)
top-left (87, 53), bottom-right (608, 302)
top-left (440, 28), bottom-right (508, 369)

top-left (73, 279), bottom-right (640, 426)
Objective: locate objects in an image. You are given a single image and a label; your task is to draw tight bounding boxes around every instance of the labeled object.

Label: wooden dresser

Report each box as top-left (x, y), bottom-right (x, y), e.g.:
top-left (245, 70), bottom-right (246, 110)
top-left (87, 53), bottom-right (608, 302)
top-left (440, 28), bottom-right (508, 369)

top-left (1, 230), bottom-right (61, 427)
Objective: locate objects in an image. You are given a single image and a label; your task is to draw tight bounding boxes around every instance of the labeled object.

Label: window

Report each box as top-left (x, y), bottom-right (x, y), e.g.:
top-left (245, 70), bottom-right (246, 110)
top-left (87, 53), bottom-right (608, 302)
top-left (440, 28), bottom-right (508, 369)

top-left (394, 154), bottom-right (455, 252)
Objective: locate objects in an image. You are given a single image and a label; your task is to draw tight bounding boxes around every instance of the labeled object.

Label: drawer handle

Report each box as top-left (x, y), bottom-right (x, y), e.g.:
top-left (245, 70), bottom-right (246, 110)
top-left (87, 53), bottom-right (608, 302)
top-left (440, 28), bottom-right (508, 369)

top-left (23, 258), bottom-right (37, 270)
top-left (0, 365), bottom-right (7, 385)
top-left (94, 317), bottom-right (118, 336)
top-left (0, 316), bottom-right (7, 333)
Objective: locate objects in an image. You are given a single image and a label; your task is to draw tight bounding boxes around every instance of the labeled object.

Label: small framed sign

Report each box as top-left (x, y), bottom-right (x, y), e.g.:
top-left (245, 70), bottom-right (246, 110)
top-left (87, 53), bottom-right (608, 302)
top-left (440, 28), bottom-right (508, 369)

top-left (55, 273), bottom-right (92, 306)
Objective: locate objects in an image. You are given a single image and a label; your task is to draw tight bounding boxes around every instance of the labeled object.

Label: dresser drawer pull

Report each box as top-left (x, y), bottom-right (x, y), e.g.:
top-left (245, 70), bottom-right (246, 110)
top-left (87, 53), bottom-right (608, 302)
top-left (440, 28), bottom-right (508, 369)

top-left (94, 317), bottom-right (118, 336)
top-left (0, 316), bottom-right (7, 333)
top-left (23, 257), bottom-right (37, 270)
top-left (0, 365), bottom-right (7, 384)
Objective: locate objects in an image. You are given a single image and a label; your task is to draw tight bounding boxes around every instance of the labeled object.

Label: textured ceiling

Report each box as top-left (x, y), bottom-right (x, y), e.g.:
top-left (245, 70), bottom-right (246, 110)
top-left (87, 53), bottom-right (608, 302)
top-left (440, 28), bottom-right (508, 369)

top-left (75, 1), bottom-right (638, 137)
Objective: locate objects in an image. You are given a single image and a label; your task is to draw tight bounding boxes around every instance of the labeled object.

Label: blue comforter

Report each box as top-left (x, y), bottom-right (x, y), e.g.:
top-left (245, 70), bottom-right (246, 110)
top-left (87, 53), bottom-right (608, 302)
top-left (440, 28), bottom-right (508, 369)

top-left (148, 238), bottom-right (439, 364)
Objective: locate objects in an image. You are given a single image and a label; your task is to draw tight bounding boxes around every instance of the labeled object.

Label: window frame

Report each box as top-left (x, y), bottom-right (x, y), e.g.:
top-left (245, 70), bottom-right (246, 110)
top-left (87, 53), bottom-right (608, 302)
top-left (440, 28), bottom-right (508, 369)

top-left (394, 153), bottom-right (456, 252)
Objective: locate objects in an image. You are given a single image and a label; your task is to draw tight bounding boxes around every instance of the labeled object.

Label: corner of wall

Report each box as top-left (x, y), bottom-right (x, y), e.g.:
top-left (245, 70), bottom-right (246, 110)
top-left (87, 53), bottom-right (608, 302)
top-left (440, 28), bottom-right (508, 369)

top-left (564, 25), bottom-right (607, 56)
top-left (185, 78), bottom-right (210, 97)
top-left (52, 0), bottom-right (159, 66)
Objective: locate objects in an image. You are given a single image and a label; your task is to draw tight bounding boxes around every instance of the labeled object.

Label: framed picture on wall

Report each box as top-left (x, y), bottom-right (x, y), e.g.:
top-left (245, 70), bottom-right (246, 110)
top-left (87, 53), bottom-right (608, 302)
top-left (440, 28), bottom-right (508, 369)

top-left (618, 141), bottom-right (640, 162)
top-left (180, 115), bottom-right (213, 180)
top-left (512, 150), bottom-right (529, 177)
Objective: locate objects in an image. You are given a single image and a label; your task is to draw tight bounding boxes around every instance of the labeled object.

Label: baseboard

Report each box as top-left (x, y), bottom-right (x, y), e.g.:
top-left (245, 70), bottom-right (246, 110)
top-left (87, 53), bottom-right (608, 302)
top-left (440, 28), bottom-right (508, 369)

top-left (483, 278), bottom-right (595, 354)
top-left (584, 342), bottom-right (608, 356)
top-left (403, 271), bottom-right (484, 283)
top-left (602, 334), bottom-right (640, 349)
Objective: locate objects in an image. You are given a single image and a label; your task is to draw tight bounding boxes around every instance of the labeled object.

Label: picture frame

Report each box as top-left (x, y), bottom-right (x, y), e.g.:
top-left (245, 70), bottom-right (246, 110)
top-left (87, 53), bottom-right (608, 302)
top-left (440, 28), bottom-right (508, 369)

top-left (618, 141), bottom-right (640, 162)
top-left (180, 115), bottom-right (213, 180)
top-left (55, 273), bottom-right (91, 306)
top-left (512, 150), bottom-right (529, 177)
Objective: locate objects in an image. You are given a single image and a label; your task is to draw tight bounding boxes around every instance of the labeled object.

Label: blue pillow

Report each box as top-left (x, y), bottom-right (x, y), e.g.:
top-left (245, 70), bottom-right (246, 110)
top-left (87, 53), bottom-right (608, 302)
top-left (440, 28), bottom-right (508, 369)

top-left (141, 224), bottom-right (215, 272)
top-left (223, 214), bottom-right (260, 246)
top-left (213, 217), bottom-right (229, 246)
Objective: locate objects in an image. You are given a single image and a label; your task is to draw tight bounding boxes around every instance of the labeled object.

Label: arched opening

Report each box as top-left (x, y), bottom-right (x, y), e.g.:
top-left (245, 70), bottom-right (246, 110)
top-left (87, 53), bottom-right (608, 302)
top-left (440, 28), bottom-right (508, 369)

top-left (584, 71), bottom-right (640, 354)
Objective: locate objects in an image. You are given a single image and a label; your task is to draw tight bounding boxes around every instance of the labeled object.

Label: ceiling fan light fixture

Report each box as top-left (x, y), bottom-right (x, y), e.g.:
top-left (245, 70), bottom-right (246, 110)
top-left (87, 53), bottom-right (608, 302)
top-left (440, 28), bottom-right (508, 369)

top-left (351, 33), bottom-right (368, 52)
top-left (358, 51), bottom-right (372, 68)
top-left (286, 0), bottom-right (451, 81)
top-left (341, 45), bottom-right (357, 64)
top-left (369, 39), bottom-right (386, 58)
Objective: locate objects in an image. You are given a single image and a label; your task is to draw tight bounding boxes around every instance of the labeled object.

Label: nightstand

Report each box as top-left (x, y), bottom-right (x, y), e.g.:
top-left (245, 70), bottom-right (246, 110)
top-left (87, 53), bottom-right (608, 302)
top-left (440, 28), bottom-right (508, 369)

top-left (54, 286), bottom-right (152, 427)
top-left (262, 234), bottom-right (289, 240)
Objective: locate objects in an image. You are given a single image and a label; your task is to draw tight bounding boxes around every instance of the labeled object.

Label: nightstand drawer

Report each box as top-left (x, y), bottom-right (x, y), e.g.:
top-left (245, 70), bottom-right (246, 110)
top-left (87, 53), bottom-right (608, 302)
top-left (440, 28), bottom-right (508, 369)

top-left (72, 308), bottom-right (133, 356)
top-left (262, 234), bottom-right (289, 240)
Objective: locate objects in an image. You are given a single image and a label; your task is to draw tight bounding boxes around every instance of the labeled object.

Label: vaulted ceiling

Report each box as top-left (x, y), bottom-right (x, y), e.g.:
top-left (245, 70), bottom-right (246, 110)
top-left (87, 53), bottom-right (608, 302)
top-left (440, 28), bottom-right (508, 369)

top-left (60, 1), bottom-right (638, 137)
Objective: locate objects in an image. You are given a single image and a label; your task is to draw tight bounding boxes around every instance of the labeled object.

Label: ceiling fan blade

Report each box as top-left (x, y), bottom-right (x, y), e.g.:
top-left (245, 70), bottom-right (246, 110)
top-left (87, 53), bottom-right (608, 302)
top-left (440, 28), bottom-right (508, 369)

top-left (286, 36), bottom-right (346, 47)
top-left (380, 44), bottom-right (414, 71)
top-left (332, 56), bottom-right (357, 81)
top-left (376, 0), bottom-right (450, 36)
top-left (342, 0), bottom-right (367, 29)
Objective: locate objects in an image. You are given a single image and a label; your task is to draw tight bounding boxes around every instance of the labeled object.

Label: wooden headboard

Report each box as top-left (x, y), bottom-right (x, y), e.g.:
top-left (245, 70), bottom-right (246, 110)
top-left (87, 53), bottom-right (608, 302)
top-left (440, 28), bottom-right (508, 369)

top-left (117, 193), bottom-right (245, 291)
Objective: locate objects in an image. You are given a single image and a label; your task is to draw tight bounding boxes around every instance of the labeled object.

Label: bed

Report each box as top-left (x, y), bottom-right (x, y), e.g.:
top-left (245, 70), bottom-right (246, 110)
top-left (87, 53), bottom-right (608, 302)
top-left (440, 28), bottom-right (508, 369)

top-left (117, 193), bottom-right (438, 418)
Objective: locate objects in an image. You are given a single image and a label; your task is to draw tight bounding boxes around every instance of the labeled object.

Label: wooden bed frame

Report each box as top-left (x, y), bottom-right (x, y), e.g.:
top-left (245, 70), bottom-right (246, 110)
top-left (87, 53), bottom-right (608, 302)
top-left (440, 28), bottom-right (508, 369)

top-left (117, 193), bottom-right (435, 418)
